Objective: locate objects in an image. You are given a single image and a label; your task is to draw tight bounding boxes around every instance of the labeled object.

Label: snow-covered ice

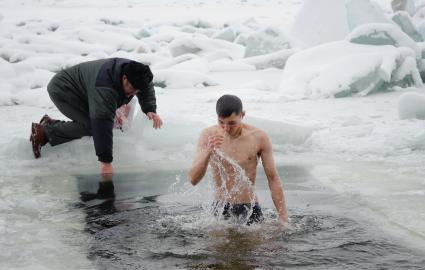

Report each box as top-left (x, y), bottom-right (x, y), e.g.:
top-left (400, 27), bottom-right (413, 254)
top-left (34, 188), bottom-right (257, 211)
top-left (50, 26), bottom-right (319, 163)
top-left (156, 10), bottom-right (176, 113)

top-left (279, 40), bottom-right (421, 98)
top-left (398, 91), bottom-right (425, 119)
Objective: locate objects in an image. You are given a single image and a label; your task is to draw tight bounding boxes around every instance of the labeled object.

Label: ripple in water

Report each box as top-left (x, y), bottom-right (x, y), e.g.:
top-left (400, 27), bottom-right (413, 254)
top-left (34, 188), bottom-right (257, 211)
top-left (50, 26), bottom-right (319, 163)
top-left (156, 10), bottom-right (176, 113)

top-left (79, 198), bottom-right (424, 270)
top-left (76, 167), bottom-right (425, 269)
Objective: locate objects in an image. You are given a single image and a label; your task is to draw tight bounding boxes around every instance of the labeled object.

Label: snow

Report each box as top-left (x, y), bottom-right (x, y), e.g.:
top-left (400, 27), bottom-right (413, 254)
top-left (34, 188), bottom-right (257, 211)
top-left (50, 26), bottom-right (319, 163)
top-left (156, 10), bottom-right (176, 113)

top-left (391, 0), bottom-right (417, 15)
top-left (290, 0), bottom-right (349, 48)
top-left (235, 26), bottom-right (297, 57)
top-left (346, 0), bottom-right (392, 30)
top-left (1, 0), bottom-right (425, 268)
top-left (153, 69), bottom-right (217, 88)
top-left (398, 91), bottom-right (425, 119)
top-left (413, 5), bottom-right (425, 40)
top-left (209, 59), bottom-right (255, 72)
top-left (239, 48), bottom-right (298, 70)
top-left (279, 41), bottom-right (421, 98)
top-left (290, 0), bottom-right (399, 49)
top-left (169, 35), bottom-right (245, 59)
top-left (244, 116), bottom-right (314, 146)
top-left (392, 11), bottom-right (423, 42)
top-left (212, 26), bottom-right (240, 42)
top-left (347, 23), bottom-right (422, 57)
top-left (0, 83), bottom-right (14, 105)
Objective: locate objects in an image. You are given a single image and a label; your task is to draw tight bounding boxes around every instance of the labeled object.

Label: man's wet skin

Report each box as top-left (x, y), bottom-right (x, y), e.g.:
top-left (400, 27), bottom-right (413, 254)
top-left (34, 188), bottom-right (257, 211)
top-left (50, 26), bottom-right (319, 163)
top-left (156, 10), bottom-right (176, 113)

top-left (208, 122), bottom-right (263, 204)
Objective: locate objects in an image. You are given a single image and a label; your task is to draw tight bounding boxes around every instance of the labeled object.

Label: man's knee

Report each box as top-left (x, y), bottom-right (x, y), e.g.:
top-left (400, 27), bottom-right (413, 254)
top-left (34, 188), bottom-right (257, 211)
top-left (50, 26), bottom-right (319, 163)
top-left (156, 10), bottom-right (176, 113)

top-left (47, 73), bottom-right (66, 103)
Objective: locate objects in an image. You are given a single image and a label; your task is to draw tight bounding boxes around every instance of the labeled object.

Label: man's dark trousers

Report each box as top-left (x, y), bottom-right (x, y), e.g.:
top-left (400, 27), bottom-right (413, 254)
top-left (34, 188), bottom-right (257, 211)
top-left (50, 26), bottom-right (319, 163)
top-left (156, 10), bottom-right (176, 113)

top-left (44, 71), bottom-right (92, 146)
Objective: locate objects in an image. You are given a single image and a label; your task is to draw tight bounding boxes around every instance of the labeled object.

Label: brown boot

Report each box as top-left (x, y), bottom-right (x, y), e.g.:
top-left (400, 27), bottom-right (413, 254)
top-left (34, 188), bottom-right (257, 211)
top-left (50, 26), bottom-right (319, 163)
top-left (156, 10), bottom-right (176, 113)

top-left (30, 123), bottom-right (48, 159)
top-left (29, 115), bottom-right (55, 142)
top-left (39, 114), bottom-right (55, 126)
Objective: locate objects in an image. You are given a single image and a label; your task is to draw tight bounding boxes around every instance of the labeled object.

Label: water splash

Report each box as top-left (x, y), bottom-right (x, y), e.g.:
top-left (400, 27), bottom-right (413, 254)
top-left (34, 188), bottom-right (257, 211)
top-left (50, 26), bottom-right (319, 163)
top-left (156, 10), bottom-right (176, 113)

top-left (201, 149), bottom-right (258, 225)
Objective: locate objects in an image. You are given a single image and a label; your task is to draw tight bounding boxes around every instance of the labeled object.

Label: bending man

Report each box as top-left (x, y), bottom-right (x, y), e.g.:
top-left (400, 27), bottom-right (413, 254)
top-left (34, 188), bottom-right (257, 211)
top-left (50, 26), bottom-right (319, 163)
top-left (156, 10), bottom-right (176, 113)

top-left (30, 58), bottom-right (163, 174)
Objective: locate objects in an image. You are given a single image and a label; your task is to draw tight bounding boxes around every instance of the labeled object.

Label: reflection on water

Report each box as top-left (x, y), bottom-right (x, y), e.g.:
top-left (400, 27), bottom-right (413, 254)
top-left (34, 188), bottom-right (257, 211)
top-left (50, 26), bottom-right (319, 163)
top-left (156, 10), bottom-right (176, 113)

top-left (75, 167), bottom-right (425, 270)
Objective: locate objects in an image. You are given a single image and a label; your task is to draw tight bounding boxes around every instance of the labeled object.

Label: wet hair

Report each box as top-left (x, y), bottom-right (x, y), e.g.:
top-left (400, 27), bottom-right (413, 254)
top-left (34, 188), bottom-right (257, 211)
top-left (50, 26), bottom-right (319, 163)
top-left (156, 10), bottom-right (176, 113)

top-left (216, 94), bottom-right (243, 118)
top-left (123, 61), bottom-right (153, 90)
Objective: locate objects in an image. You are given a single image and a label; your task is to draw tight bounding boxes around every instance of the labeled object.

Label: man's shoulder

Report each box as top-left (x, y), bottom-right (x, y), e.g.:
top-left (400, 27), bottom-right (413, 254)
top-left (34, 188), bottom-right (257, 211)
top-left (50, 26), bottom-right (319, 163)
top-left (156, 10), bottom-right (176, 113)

top-left (243, 123), bottom-right (267, 138)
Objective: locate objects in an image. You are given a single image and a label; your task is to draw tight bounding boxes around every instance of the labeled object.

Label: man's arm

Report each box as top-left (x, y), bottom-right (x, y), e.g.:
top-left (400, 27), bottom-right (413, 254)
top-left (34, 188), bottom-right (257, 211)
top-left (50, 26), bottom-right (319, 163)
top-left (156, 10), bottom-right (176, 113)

top-left (136, 83), bottom-right (163, 129)
top-left (136, 82), bottom-right (157, 114)
top-left (189, 129), bottom-right (223, 185)
top-left (259, 132), bottom-right (289, 224)
top-left (89, 87), bottom-right (119, 174)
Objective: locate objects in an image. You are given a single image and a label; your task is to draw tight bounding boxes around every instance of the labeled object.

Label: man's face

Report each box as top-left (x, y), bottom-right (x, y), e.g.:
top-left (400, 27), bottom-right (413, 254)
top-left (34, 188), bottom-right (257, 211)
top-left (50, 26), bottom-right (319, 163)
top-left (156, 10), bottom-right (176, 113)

top-left (122, 75), bottom-right (140, 97)
top-left (218, 112), bottom-right (244, 136)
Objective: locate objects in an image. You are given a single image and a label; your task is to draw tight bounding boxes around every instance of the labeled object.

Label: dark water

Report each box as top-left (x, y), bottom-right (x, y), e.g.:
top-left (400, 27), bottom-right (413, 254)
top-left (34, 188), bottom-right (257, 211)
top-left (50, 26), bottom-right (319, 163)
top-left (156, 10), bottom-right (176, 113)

top-left (75, 167), bottom-right (425, 270)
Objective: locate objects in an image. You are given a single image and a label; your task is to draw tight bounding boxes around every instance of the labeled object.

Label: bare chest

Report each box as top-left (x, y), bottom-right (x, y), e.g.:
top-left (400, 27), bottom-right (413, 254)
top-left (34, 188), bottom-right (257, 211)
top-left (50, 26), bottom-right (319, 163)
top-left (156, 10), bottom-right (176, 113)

top-left (219, 136), bottom-right (260, 167)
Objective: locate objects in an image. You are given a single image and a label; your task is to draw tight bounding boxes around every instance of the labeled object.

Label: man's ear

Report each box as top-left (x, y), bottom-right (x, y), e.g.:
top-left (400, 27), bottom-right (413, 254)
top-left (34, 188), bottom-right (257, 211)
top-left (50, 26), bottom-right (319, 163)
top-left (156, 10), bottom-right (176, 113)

top-left (241, 111), bottom-right (245, 118)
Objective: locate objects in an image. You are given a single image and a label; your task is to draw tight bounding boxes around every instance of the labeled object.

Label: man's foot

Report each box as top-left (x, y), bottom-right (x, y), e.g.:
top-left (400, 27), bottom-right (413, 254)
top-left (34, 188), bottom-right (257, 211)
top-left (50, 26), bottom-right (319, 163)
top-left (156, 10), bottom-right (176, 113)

top-left (30, 123), bottom-right (48, 159)
top-left (39, 114), bottom-right (55, 126)
top-left (29, 115), bottom-right (55, 142)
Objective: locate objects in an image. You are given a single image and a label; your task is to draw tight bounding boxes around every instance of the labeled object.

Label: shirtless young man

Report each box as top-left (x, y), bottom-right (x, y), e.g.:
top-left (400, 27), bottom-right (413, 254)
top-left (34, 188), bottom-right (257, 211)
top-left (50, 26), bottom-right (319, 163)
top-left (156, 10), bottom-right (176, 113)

top-left (189, 94), bottom-right (288, 225)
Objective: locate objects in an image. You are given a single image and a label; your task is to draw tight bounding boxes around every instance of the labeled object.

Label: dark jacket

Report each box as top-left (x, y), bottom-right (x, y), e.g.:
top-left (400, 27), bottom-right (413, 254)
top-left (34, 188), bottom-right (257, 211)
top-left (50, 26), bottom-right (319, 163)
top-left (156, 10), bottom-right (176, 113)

top-left (57, 58), bottom-right (157, 163)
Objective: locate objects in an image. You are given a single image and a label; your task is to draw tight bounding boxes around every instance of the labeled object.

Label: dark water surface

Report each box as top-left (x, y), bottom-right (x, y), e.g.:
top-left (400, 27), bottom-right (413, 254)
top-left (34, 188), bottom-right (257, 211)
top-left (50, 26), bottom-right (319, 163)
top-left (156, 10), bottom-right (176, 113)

top-left (75, 166), bottom-right (425, 270)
